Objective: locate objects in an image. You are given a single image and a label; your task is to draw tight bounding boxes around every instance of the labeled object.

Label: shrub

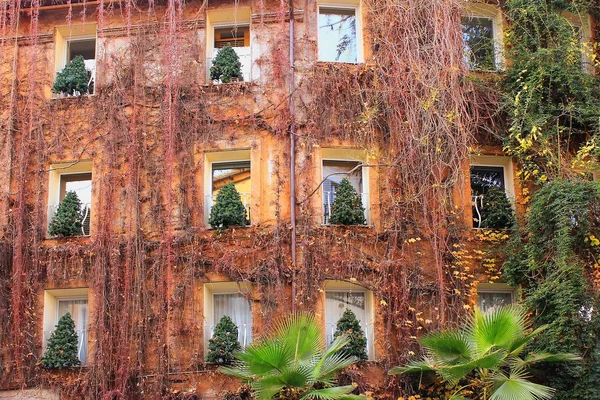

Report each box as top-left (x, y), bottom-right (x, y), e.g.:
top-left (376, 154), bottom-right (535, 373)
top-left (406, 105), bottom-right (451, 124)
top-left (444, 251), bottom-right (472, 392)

top-left (48, 191), bottom-right (83, 237)
top-left (480, 186), bottom-right (515, 229)
top-left (52, 55), bottom-right (89, 95)
top-left (329, 178), bottom-right (365, 225)
top-left (208, 183), bottom-right (247, 229)
top-left (333, 309), bottom-right (368, 360)
top-left (206, 315), bottom-right (242, 365)
top-left (41, 313), bottom-right (81, 369)
top-left (210, 44), bottom-right (243, 83)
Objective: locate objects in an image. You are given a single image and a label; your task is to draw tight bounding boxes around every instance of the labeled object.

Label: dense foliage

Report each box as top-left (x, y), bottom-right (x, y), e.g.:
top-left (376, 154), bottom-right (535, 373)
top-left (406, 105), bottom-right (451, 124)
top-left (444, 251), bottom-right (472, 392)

top-left (502, 0), bottom-right (600, 181)
top-left (52, 56), bottom-right (90, 95)
top-left (48, 191), bottom-right (83, 237)
top-left (329, 179), bottom-right (365, 225)
top-left (479, 186), bottom-right (515, 229)
top-left (206, 315), bottom-right (242, 365)
top-left (208, 183), bottom-right (247, 229)
top-left (504, 180), bottom-right (600, 399)
top-left (41, 313), bottom-right (81, 369)
top-left (333, 309), bottom-right (368, 361)
top-left (221, 313), bottom-right (363, 399)
top-left (391, 305), bottom-right (580, 400)
top-left (210, 44), bottom-right (243, 83)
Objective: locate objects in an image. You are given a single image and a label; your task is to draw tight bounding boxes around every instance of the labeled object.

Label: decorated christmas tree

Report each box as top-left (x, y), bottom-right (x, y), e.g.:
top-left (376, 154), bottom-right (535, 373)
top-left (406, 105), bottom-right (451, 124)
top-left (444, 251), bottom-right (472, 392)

top-left (210, 44), bottom-right (243, 83)
top-left (52, 55), bottom-right (89, 95)
top-left (49, 191), bottom-right (83, 237)
top-left (209, 183), bottom-right (247, 229)
top-left (206, 315), bottom-right (242, 364)
top-left (333, 309), bottom-right (368, 360)
top-left (41, 313), bottom-right (81, 369)
top-left (480, 186), bottom-right (515, 229)
top-left (329, 178), bottom-right (365, 225)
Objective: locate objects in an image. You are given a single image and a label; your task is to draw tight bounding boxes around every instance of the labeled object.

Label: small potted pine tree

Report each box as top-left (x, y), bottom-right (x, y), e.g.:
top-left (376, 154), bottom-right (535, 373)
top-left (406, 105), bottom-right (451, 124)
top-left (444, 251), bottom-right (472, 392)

top-left (329, 178), bottom-right (365, 225)
top-left (41, 313), bottom-right (81, 369)
top-left (206, 315), bottom-right (242, 364)
top-left (52, 55), bottom-right (90, 96)
top-left (48, 191), bottom-right (83, 237)
top-left (333, 309), bottom-right (368, 360)
top-left (210, 44), bottom-right (243, 83)
top-left (209, 183), bottom-right (247, 229)
top-left (480, 186), bottom-right (515, 229)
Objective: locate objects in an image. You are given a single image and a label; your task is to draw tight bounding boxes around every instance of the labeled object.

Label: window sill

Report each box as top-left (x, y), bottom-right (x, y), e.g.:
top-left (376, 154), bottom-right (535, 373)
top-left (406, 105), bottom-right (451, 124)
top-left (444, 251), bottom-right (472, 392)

top-left (43, 235), bottom-right (91, 244)
top-left (50, 93), bottom-right (96, 100)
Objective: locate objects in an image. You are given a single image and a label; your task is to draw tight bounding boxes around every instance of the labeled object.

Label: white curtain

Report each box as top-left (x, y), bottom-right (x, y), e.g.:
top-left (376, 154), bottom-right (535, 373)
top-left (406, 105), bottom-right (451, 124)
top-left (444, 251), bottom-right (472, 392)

top-left (213, 293), bottom-right (252, 345)
top-left (58, 299), bottom-right (88, 363)
top-left (478, 292), bottom-right (512, 313)
top-left (325, 291), bottom-right (366, 346)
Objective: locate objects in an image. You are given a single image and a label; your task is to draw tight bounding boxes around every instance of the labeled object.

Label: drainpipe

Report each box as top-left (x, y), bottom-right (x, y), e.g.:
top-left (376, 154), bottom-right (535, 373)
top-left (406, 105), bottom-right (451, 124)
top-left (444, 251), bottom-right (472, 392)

top-left (288, 0), bottom-right (297, 313)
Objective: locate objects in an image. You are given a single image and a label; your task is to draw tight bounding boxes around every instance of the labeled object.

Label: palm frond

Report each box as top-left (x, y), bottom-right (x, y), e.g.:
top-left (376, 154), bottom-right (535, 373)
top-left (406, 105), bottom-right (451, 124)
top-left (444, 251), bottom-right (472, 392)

top-left (506, 325), bottom-right (548, 355)
top-left (272, 313), bottom-right (323, 361)
top-left (438, 349), bottom-right (506, 383)
top-left (420, 330), bottom-right (472, 364)
top-left (490, 368), bottom-right (554, 400)
top-left (317, 352), bottom-right (358, 382)
top-left (298, 385), bottom-right (363, 399)
top-left (517, 351), bottom-right (581, 366)
top-left (237, 341), bottom-right (291, 375)
top-left (252, 375), bottom-right (286, 400)
top-left (389, 357), bottom-right (437, 375)
top-left (471, 305), bottom-right (527, 354)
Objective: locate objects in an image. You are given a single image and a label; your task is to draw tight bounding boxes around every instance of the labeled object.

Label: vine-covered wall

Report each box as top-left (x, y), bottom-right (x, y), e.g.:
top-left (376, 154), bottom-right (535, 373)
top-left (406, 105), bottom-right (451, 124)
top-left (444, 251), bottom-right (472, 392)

top-left (1, 0), bottom-right (598, 399)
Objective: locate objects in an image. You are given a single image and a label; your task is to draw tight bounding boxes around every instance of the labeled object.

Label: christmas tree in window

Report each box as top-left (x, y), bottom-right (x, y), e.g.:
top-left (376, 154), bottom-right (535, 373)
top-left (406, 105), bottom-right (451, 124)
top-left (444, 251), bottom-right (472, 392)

top-left (329, 178), bottom-right (365, 225)
top-left (209, 183), bottom-right (247, 229)
top-left (48, 191), bottom-right (84, 237)
top-left (206, 315), bottom-right (242, 364)
top-left (41, 312), bottom-right (81, 369)
top-left (333, 309), bottom-right (368, 360)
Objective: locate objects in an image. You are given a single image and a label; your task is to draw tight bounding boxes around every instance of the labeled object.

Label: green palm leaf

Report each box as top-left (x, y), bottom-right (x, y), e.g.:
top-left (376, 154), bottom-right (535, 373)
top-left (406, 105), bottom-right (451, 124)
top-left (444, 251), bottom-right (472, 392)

top-left (491, 369), bottom-right (554, 400)
top-left (389, 357), bottom-right (437, 375)
top-left (298, 385), bottom-right (363, 399)
top-left (421, 330), bottom-right (472, 364)
top-left (471, 306), bottom-right (526, 354)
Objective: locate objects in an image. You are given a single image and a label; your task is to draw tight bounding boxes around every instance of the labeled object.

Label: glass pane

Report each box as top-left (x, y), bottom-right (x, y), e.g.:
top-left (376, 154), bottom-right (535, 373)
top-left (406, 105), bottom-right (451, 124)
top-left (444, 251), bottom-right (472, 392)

top-left (63, 179), bottom-right (92, 205)
top-left (319, 8), bottom-right (357, 63)
top-left (214, 27), bottom-right (249, 48)
top-left (462, 16), bottom-right (495, 70)
top-left (478, 292), bottom-right (512, 313)
top-left (470, 166), bottom-right (504, 196)
top-left (325, 291), bottom-right (366, 325)
top-left (213, 293), bottom-right (252, 344)
top-left (57, 299), bottom-right (88, 363)
top-left (212, 161), bottom-right (251, 194)
top-left (68, 39), bottom-right (96, 61)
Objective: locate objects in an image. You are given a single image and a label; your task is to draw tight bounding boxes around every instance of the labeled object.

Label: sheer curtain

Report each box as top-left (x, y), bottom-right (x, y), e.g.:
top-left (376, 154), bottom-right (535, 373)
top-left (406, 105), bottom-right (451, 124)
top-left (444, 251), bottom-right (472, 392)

top-left (325, 291), bottom-right (366, 345)
top-left (478, 292), bottom-right (512, 313)
top-left (213, 293), bottom-right (252, 346)
top-left (57, 299), bottom-right (88, 363)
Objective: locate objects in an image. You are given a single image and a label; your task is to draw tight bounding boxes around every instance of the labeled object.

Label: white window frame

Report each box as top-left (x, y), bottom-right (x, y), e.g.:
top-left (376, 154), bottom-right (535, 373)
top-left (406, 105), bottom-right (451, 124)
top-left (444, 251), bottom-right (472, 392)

top-left (203, 282), bottom-right (253, 355)
top-left (47, 161), bottom-right (93, 237)
top-left (324, 280), bottom-right (375, 360)
top-left (563, 11), bottom-right (594, 73)
top-left (470, 155), bottom-right (514, 229)
top-left (462, 4), bottom-right (505, 71)
top-left (477, 283), bottom-right (515, 313)
top-left (321, 148), bottom-right (370, 225)
top-left (43, 288), bottom-right (90, 365)
top-left (206, 8), bottom-right (253, 82)
top-left (204, 150), bottom-right (253, 227)
top-left (317, 1), bottom-right (364, 64)
top-left (54, 25), bottom-right (97, 95)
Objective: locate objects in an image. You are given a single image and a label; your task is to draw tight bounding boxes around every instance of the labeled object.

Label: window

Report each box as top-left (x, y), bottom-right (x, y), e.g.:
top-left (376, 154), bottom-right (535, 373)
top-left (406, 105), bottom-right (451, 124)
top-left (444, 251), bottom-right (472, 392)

top-left (470, 156), bottom-right (514, 229)
top-left (205, 150), bottom-right (252, 226)
top-left (563, 12), bottom-right (593, 73)
top-left (477, 283), bottom-right (514, 314)
top-left (43, 288), bottom-right (89, 364)
top-left (324, 281), bottom-right (374, 359)
top-left (47, 162), bottom-right (93, 236)
top-left (204, 282), bottom-right (253, 353)
top-left (206, 8), bottom-right (252, 82)
top-left (321, 148), bottom-right (370, 225)
top-left (54, 25), bottom-right (97, 94)
top-left (318, 5), bottom-right (363, 63)
top-left (462, 5), bottom-right (503, 71)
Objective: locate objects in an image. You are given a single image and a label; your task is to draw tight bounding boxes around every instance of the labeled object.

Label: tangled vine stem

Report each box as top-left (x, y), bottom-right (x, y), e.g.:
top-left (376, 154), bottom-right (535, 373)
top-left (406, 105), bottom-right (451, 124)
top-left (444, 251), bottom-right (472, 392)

top-left (0, 0), bottom-right (498, 398)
